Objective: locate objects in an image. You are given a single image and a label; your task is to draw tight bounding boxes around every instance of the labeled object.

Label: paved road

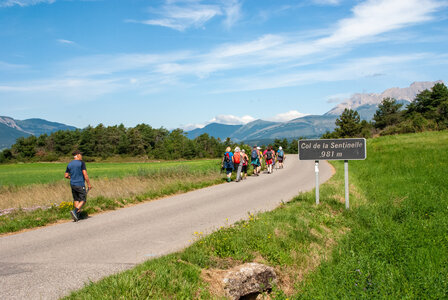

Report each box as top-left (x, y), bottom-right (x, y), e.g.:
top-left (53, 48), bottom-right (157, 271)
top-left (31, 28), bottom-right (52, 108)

top-left (0, 156), bottom-right (333, 299)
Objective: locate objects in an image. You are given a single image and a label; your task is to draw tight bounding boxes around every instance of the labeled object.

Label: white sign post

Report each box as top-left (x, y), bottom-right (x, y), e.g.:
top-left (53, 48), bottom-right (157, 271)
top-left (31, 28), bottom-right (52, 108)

top-left (298, 138), bottom-right (367, 209)
top-left (315, 160), bottom-right (319, 205)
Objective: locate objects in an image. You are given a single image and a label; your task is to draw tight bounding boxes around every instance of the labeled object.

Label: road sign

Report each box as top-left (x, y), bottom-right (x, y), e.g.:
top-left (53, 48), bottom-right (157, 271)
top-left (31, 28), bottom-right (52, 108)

top-left (298, 138), bottom-right (366, 160)
top-left (298, 138), bottom-right (367, 209)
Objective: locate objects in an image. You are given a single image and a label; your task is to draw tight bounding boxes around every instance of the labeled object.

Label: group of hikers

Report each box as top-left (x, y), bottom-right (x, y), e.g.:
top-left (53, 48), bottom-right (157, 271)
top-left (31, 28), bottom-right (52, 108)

top-left (221, 145), bottom-right (286, 182)
top-left (64, 145), bottom-right (286, 222)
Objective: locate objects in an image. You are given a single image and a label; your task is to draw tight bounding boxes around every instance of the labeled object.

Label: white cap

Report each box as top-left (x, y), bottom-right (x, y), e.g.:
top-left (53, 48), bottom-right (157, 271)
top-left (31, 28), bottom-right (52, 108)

top-left (279, 146), bottom-right (282, 150)
top-left (242, 149), bottom-right (245, 153)
top-left (257, 146), bottom-right (261, 150)
top-left (234, 147), bottom-right (240, 152)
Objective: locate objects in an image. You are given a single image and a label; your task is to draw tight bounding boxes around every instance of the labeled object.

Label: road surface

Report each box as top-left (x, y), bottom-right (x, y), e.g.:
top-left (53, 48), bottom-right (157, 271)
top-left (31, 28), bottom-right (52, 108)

top-left (0, 156), bottom-right (333, 299)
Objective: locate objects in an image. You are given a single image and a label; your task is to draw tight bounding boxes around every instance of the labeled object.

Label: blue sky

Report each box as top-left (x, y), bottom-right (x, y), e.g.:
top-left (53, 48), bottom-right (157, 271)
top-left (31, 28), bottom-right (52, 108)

top-left (1, 0), bottom-right (447, 130)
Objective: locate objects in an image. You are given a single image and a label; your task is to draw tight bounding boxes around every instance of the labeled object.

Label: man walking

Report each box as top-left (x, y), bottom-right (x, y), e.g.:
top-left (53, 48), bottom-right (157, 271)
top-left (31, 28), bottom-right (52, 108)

top-left (65, 150), bottom-right (92, 221)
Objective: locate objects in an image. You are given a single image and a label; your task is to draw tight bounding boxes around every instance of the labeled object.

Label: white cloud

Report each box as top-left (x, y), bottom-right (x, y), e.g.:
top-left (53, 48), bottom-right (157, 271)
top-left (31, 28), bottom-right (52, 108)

top-left (133, 0), bottom-right (243, 31)
top-left (181, 123), bottom-right (206, 131)
top-left (268, 110), bottom-right (309, 122)
top-left (137, 2), bottom-right (222, 31)
top-left (180, 114), bottom-right (255, 131)
top-left (0, 0), bottom-right (55, 7)
top-left (57, 39), bottom-right (76, 45)
top-left (209, 114), bottom-right (255, 125)
top-left (317, 0), bottom-right (445, 47)
top-left (312, 0), bottom-right (341, 5)
top-left (222, 0), bottom-right (242, 28)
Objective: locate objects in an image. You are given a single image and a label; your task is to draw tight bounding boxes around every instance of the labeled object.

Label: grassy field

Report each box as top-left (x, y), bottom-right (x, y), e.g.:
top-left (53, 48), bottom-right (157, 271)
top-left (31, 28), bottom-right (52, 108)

top-left (0, 159), bottom-right (220, 187)
top-left (0, 159), bottom-right (225, 234)
top-left (65, 131), bottom-right (448, 299)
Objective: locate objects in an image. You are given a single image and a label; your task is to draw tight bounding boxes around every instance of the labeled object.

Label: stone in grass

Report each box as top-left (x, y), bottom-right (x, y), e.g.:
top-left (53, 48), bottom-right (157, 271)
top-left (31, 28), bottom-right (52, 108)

top-left (223, 263), bottom-right (277, 300)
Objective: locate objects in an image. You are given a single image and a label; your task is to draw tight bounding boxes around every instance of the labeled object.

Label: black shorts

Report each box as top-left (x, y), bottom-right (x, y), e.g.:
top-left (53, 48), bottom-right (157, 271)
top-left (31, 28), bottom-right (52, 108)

top-left (242, 165), bottom-right (248, 173)
top-left (71, 185), bottom-right (87, 202)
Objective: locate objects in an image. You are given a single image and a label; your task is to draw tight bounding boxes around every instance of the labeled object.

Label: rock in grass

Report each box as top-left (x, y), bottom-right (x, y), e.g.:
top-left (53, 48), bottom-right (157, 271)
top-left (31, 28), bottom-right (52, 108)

top-left (222, 263), bottom-right (277, 299)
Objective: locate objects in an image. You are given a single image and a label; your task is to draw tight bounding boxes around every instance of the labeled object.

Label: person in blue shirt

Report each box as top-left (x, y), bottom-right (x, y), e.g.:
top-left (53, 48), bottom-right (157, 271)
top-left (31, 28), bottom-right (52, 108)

top-left (65, 150), bottom-right (92, 221)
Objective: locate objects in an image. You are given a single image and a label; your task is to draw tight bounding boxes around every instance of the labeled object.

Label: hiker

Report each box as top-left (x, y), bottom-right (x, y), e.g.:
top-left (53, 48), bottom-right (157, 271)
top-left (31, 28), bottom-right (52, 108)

top-left (234, 147), bottom-right (243, 182)
top-left (251, 145), bottom-right (261, 176)
top-left (263, 146), bottom-right (275, 174)
top-left (257, 146), bottom-right (263, 173)
top-left (277, 146), bottom-right (286, 169)
top-left (64, 150), bottom-right (92, 222)
top-left (221, 147), bottom-right (234, 182)
top-left (241, 149), bottom-right (249, 180)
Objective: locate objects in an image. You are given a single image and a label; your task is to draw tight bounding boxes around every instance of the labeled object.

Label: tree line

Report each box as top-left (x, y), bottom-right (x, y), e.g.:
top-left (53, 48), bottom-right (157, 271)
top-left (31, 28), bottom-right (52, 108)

top-left (0, 123), bottom-right (300, 163)
top-left (323, 82), bottom-right (448, 138)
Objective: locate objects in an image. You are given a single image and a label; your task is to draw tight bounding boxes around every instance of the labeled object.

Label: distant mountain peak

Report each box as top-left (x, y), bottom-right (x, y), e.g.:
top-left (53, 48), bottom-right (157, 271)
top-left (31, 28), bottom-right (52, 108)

top-left (0, 116), bottom-right (28, 133)
top-left (325, 80), bottom-right (443, 116)
top-left (0, 116), bottom-right (78, 150)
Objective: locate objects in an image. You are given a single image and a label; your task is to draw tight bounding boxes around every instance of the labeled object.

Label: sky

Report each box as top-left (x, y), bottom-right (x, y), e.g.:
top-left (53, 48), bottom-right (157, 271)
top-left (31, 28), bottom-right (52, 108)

top-left (0, 0), bottom-right (447, 130)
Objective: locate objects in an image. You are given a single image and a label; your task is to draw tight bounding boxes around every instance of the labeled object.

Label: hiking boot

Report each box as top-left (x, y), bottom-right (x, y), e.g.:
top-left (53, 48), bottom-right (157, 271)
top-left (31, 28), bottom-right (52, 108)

top-left (70, 209), bottom-right (79, 222)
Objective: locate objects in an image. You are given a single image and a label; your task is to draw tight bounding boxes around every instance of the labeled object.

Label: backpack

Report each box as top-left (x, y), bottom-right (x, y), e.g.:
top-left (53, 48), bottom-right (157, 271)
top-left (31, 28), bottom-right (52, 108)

top-left (224, 152), bottom-right (231, 163)
top-left (278, 150), bottom-right (284, 158)
top-left (266, 151), bottom-right (272, 160)
top-left (251, 149), bottom-right (258, 160)
top-left (234, 152), bottom-right (241, 164)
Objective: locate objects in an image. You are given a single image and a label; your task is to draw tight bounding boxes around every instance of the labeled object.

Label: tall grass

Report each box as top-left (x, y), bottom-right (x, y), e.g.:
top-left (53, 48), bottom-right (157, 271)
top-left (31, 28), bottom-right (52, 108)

top-left (0, 163), bottom-right (224, 234)
top-left (0, 159), bottom-right (220, 187)
top-left (0, 165), bottom-right (221, 210)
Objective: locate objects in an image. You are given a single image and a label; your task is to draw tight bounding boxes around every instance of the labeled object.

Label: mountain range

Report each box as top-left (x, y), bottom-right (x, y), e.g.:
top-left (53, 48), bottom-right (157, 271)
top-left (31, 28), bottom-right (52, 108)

top-left (186, 81), bottom-right (442, 144)
top-left (0, 80), bottom-right (443, 150)
top-left (0, 116), bottom-right (77, 150)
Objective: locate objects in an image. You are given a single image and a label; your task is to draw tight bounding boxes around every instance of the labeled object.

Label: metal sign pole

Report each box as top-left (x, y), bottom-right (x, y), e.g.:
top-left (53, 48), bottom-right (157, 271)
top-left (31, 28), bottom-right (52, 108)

top-left (315, 160), bottom-right (319, 205)
top-left (344, 160), bottom-right (349, 209)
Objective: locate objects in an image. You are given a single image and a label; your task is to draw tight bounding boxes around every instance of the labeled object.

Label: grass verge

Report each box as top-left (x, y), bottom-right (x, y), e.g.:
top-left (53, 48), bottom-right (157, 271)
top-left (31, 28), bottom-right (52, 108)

top-left (65, 131), bottom-right (447, 299)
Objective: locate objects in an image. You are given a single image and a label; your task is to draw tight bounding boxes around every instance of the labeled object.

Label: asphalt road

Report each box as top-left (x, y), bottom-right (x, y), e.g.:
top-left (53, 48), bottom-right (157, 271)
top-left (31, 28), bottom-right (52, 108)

top-left (0, 155), bottom-right (333, 299)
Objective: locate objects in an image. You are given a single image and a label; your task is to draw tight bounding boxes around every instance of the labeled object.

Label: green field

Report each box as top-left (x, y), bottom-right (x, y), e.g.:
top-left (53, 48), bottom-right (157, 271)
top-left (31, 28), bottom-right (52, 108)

top-left (299, 130), bottom-right (448, 298)
top-left (0, 159), bottom-right (221, 187)
top-left (65, 131), bottom-right (448, 299)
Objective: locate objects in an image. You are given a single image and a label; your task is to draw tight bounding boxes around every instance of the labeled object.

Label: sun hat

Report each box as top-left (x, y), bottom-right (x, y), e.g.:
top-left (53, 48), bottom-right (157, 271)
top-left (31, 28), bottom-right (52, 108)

top-left (279, 146), bottom-right (282, 150)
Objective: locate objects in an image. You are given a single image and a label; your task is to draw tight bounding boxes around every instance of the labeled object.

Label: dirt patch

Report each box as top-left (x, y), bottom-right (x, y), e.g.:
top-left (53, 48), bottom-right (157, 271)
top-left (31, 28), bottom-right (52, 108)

top-left (201, 268), bottom-right (229, 298)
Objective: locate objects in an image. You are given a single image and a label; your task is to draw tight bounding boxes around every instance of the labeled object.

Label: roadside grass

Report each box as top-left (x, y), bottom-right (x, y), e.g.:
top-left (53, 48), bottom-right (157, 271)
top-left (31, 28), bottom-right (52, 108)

top-left (0, 165), bottom-right (227, 234)
top-left (297, 131), bottom-right (448, 298)
top-left (65, 159), bottom-right (350, 299)
top-left (65, 131), bottom-right (447, 299)
top-left (0, 159), bottom-right (220, 187)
